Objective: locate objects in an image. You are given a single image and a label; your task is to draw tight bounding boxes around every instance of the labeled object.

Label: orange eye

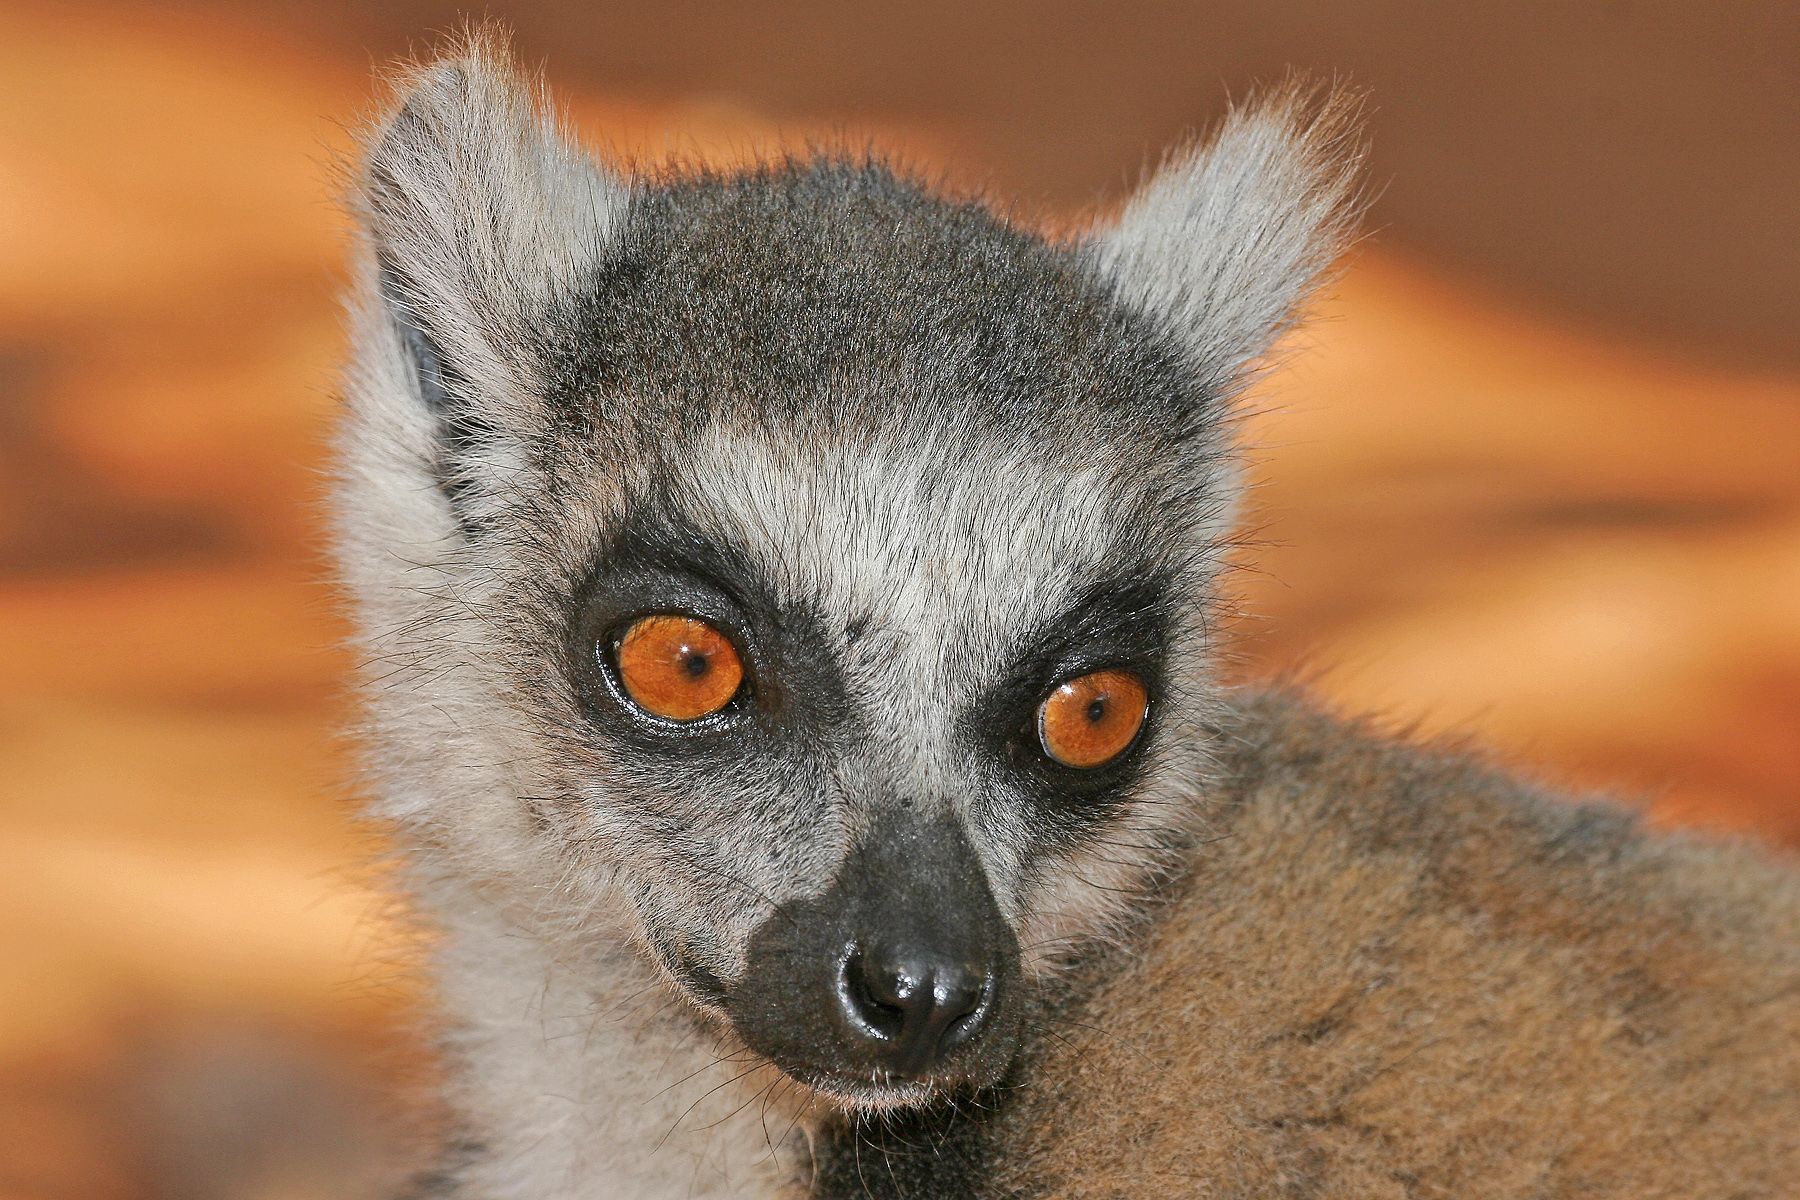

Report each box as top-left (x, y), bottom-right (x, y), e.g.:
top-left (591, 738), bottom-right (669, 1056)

top-left (1038, 669), bottom-right (1148, 769)
top-left (614, 615), bottom-right (744, 721)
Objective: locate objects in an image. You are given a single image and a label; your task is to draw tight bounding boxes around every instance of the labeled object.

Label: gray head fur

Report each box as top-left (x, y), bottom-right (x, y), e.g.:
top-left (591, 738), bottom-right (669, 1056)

top-left (334, 26), bottom-right (1363, 1149)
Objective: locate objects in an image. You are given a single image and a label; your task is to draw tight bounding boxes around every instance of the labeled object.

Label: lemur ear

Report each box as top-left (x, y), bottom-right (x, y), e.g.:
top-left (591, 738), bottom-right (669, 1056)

top-left (1093, 81), bottom-right (1367, 396)
top-left (355, 30), bottom-right (627, 473)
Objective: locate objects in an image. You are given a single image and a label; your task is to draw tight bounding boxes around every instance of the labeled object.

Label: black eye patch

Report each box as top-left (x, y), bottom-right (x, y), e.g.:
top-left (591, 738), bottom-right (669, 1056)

top-left (964, 568), bottom-right (1176, 827)
top-left (986, 571), bottom-right (1174, 726)
top-left (562, 485), bottom-right (852, 757)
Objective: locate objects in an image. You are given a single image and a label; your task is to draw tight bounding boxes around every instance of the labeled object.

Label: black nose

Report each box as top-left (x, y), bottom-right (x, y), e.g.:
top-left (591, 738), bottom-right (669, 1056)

top-left (839, 940), bottom-right (997, 1076)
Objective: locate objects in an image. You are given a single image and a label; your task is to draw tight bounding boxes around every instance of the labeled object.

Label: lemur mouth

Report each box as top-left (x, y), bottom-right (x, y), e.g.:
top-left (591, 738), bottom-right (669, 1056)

top-left (654, 938), bottom-right (1012, 1112)
top-left (777, 1062), bottom-right (959, 1112)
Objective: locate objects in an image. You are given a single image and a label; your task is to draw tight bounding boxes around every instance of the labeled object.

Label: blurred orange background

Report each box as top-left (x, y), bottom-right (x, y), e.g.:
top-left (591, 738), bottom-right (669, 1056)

top-left (2, 2), bottom-right (1796, 1196)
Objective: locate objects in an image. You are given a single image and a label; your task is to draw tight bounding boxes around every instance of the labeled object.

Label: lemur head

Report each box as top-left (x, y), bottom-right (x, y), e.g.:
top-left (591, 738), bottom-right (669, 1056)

top-left (336, 33), bottom-right (1361, 1110)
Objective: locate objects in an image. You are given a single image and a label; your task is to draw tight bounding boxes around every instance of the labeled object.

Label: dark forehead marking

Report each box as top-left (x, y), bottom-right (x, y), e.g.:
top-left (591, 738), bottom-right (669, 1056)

top-left (539, 156), bottom-right (1207, 458)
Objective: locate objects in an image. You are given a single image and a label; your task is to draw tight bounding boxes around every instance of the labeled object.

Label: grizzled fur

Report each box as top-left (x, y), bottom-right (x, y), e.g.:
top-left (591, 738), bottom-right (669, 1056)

top-left (332, 30), bottom-right (1796, 1200)
top-left (815, 690), bottom-right (1800, 1198)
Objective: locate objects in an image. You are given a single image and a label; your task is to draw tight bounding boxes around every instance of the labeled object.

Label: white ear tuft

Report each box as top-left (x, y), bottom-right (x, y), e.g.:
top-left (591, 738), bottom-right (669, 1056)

top-left (1094, 80), bottom-right (1368, 394)
top-left (357, 27), bottom-right (628, 398)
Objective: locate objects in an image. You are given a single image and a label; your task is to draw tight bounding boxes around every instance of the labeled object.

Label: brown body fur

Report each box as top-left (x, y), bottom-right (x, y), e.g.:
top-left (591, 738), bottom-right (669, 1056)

top-left (817, 689), bottom-right (1800, 1199)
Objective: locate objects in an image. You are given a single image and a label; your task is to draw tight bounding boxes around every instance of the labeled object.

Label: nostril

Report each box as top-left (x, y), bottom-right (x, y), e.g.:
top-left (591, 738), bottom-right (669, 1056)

top-left (841, 947), bottom-right (907, 1040)
top-left (939, 970), bottom-right (997, 1051)
top-left (836, 940), bottom-right (999, 1074)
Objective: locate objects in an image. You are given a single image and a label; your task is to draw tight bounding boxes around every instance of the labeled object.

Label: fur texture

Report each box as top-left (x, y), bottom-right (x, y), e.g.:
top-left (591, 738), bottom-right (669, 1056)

top-left (331, 31), bottom-right (1794, 1200)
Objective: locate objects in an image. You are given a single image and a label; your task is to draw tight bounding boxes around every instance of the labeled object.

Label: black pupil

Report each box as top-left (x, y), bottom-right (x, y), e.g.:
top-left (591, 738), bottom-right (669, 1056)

top-left (683, 651), bottom-right (710, 678)
top-left (1086, 696), bottom-right (1108, 724)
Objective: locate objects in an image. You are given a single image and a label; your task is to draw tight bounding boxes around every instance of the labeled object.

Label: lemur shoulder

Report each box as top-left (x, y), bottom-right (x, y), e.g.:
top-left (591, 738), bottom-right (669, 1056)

top-left (814, 690), bottom-right (1800, 1198)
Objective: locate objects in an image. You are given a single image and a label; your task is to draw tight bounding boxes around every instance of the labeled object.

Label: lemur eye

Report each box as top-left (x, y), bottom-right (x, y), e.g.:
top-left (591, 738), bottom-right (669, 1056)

top-left (1038, 669), bottom-right (1148, 768)
top-left (613, 615), bottom-right (744, 721)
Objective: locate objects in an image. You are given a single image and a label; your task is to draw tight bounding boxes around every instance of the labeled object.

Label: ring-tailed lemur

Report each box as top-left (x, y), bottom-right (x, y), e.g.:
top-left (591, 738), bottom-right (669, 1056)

top-left (334, 32), bottom-right (1799, 1200)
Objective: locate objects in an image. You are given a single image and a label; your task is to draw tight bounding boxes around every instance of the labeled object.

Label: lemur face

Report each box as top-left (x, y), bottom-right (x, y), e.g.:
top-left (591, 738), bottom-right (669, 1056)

top-left (392, 173), bottom-right (1226, 1101)
top-left (538, 421), bottom-right (1217, 1101)
top-left (339, 41), bottom-right (1358, 1110)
